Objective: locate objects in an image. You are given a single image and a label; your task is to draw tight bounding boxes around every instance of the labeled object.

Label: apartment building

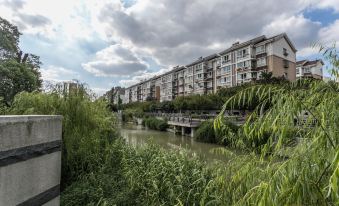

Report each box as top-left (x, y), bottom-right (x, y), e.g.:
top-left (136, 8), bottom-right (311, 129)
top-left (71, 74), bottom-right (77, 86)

top-left (296, 59), bottom-right (324, 80)
top-left (218, 34), bottom-right (296, 88)
top-left (124, 33), bottom-right (297, 103)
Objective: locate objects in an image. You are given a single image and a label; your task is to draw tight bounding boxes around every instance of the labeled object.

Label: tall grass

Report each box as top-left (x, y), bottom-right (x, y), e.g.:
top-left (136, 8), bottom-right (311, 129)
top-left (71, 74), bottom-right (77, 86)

top-left (6, 88), bottom-right (118, 188)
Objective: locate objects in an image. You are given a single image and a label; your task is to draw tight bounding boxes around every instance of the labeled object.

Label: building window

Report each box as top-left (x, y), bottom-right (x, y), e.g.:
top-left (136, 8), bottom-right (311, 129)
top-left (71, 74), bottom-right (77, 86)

top-left (238, 73), bottom-right (247, 80)
top-left (222, 65), bottom-right (231, 73)
top-left (237, 60), bottom-right (250, 68)
top-left (237, 49), bottom-right (248, 59)
top-left (256, 45), bottom-right (265, 54)
top-left (223, 55), bottom-right (230, 63)
top-left (283, 59), bottom-right (289, 68)
top-left (257, 57), bottom-right (266, 67)
top-left (296, 68), bottom-right (300, 75)
top-left (221, 76), bottom-right (230, 83)
top-left (283, 48), bottom-right (288, 56)
top-left (304, 68), bottom-right (310, 73)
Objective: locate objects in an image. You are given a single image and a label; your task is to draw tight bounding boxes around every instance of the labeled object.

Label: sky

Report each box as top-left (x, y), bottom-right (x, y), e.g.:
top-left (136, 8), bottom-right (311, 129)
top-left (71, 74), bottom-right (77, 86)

top-left (0, 0), bottom-right (338, 95)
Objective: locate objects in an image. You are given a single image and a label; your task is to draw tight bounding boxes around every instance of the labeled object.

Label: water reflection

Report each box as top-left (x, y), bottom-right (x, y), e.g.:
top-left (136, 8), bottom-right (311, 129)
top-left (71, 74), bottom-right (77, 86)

top-left (120, 123), bottom-right (235, 162)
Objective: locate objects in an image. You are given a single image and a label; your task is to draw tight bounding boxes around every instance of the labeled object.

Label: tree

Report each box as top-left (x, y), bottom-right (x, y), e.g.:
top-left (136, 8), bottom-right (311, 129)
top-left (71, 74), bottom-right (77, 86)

top-left (0, 17), bottom-right (20, 59)
top-left (0, 60), bottom-right (41, 106)
top-left (0, 17), bottom-right (42, 106)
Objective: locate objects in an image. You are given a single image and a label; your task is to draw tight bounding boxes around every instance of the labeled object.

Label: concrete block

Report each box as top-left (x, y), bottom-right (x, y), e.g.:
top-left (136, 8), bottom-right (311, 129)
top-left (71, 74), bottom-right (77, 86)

top-left (0, 115), bottom-right (62, 206)
top-left (0, 115), bottom-right (62, 151)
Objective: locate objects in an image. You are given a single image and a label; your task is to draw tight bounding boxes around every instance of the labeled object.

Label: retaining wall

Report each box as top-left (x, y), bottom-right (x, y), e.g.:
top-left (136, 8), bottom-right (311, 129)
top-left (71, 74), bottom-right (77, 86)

top-left (0, 115), bottom-right (62, 206)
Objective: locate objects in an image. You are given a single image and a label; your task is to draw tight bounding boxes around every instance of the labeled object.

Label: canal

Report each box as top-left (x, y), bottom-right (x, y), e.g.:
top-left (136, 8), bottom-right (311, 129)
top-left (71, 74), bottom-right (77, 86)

top-left (120, 123), bottom-right (238, 162)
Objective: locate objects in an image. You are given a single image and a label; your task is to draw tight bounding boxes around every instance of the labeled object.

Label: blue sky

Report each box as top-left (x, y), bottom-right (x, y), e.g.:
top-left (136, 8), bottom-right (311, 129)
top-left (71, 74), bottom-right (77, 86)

top-left (0, 0), bottom-right (338, 94)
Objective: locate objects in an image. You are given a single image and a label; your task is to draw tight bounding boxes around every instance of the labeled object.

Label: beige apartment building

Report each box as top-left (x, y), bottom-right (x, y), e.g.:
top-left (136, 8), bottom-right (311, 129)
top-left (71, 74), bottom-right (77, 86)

top-left (124, 33), bottom-right (297, 103)
top-left (296, 59), bottom-right (324, 80)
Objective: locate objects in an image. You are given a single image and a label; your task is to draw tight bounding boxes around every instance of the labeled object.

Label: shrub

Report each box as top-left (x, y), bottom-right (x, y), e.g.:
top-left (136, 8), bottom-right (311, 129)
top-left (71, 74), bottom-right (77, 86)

top-left (194, 120), bottom-right (216, 143)
top-left (6, 88), bottom-right (118, 189)
top-left (143, 117), bottom-right (168, 131)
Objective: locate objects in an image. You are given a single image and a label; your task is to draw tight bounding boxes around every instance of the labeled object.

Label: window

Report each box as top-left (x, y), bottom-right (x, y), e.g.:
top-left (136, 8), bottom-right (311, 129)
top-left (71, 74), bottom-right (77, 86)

top-left (223, 55), bottom-right (230, 63)
top-left (237, 60), bottom-right (250, 68)
top-left (222, 65), bottom-right (231, 73)
top-left (256, 45), bottom-right (265, 54)
top-left (238, 73), bottom-right (247, 80)
top-left (237, 49), bottom-right (248, 58)
top-left (296, 68), bottom-right (300, 75)
top-left (257, 57), bottom-right (266, 67)
top-left (221, 76), bottom-right (230, 83)
top-left (304, 68), bottom-right (310, 73)
top-left (283, 48), bottom-right (288, 56)
top-left (283, 59), bottom-right (289, 68)
top-left (252, 72), bottom-right (257, 78)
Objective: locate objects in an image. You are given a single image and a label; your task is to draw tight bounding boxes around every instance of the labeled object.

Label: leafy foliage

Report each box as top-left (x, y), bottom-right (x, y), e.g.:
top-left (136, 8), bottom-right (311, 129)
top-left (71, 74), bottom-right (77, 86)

top-left (0, 17), bottom-right (42, 106)
top-left (143, 117), bottom-right (168, 131)
top-left (0, 60), bottom-right (41, 106)
top-left (194, 120), bottom-right (217, 143)
top-left (6, 87), bottom-right (118, 189)
top-left (0, 17), bottom-right (20, 59)
top-left (213, 65), bottom-right (339, 204)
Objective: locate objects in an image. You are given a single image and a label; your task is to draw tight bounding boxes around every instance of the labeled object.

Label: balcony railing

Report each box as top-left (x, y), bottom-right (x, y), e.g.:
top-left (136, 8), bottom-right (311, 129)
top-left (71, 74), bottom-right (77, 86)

top-left (256, 49), bottom-right (266, 55)
top-left (222, 60), bottom-right (231, 64)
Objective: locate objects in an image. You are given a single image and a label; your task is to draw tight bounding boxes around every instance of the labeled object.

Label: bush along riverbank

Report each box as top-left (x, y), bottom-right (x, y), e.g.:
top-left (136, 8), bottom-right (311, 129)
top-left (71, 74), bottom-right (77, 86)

top-left (194, 120), bottom-right (240, 145)
top-left (142, 116), bottom-right (168, 131)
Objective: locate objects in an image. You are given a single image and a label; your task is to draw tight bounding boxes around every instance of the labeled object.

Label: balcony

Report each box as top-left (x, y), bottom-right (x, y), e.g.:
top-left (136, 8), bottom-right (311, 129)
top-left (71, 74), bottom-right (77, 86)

top-left (237, 53), bottom-right (249, 60)
top-left (222, 59), bottom-right (231, 64)
top-left (256, 49), bottom-right (266, 55)
top-left (256, 63), bottom-right (267, 68)
top-left (237, 66), bottom-right (252, 72)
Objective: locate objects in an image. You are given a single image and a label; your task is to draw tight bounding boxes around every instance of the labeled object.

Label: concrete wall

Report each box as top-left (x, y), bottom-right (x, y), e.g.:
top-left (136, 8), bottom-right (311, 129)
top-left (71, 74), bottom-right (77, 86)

top-left (0, 115), bottom-right (62, 206)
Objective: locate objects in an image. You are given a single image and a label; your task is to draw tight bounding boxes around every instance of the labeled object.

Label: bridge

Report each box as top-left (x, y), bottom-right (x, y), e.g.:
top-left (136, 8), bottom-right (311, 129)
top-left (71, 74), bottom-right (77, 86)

top-left (145, 112), bottom-right (247, 137)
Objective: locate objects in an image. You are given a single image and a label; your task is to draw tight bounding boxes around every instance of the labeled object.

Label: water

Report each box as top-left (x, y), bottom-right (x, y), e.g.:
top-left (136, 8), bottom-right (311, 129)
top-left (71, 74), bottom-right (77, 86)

top-left (120, 123), bottom-right (238, 162)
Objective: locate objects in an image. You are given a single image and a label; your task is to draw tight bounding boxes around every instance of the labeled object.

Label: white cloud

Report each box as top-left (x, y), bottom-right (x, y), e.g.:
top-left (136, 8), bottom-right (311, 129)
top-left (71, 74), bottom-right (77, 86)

top-left (319, 20), bottom-right (339, 43)
top-left (41, 65), bottom-right (79, 82)
top-left (119, 67), bottom-right (171, 87)
top-left (95, 0), bottom-right (313, 67)
top-left (1, 0), bottom-right (339, 89)
top-left (311, 0), bottom-right (339, 12)
top-left (262, 14), bottom-right (322, 48)
top-left (82, 44), bottom-right (149, 77)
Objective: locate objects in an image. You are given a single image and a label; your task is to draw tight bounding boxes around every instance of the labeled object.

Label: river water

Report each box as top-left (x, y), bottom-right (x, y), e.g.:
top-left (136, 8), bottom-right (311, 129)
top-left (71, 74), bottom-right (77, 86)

top-left (120, 123), bottom-right (236, 162)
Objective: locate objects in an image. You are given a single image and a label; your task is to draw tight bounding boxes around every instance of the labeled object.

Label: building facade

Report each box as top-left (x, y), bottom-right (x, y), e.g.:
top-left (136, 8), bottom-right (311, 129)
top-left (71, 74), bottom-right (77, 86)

top-left (296, 59), bottom-right (324, 80)
top-left (124, 33), bottom-right (297, 103)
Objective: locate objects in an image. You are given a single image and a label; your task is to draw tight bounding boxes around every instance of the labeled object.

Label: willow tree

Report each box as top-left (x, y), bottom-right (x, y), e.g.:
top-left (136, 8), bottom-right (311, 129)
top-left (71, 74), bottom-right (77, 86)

top-left (213, 45), bottom-right (339, 205)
